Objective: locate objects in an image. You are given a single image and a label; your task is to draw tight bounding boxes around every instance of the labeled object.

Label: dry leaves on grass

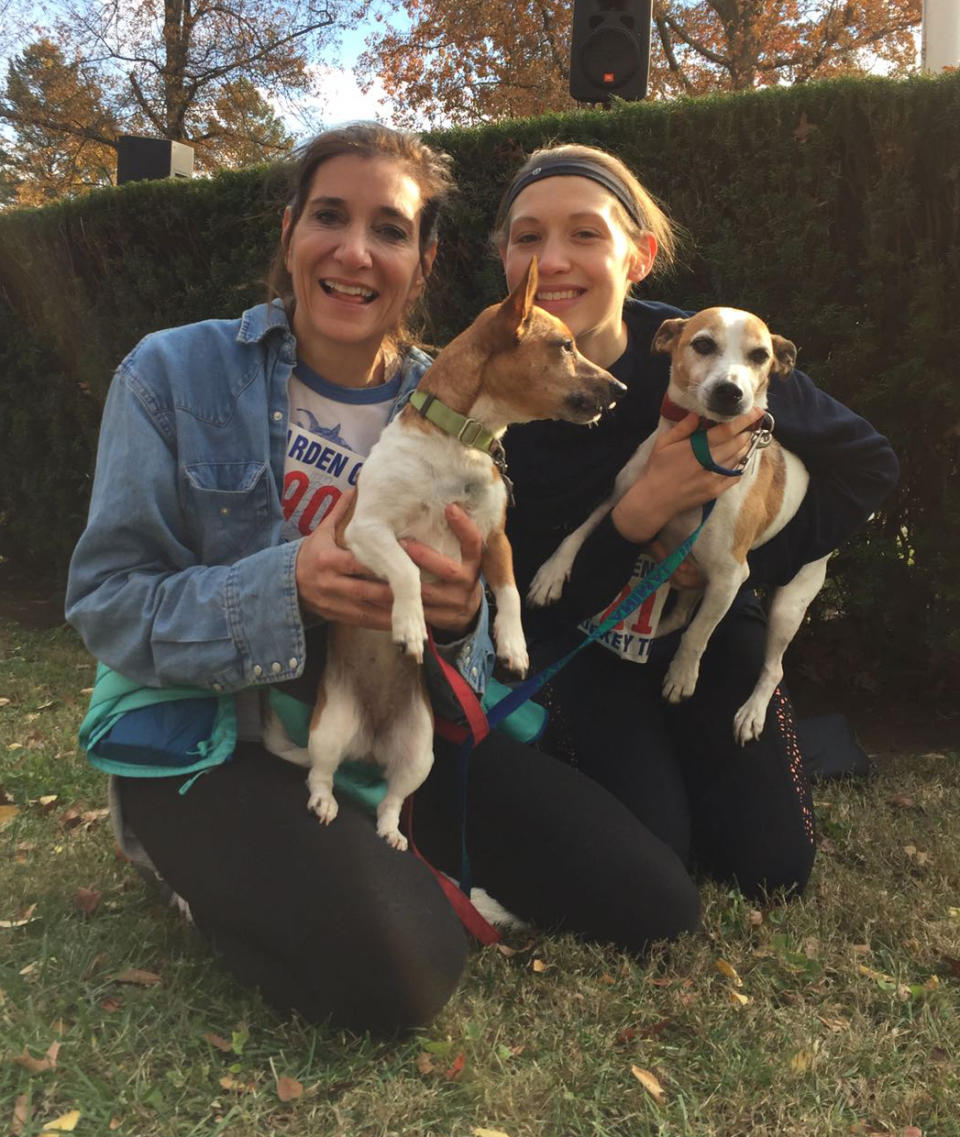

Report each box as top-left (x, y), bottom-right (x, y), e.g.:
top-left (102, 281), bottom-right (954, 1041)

top-left (0, 803), bottom-right (20, 829)
top-left (74, 887), bottom-right (101, 914)
top-left (630, 1064), bottom-right (666, 1103)
top-left (275, 1074), bottom-right (304, 1102)
top-left (13, 1040), bottom-right (60, 1073)
top-left (0, 902), bottom-right (38, 928)
top-left (37, 1109), bottom-right (81, 1134)
top-left (108, 968), bottom-right (162, 986)
top-left (220, 1074), bottom-right (257, 1093)
top-left (473, 1128), bottom-right (514, 1137)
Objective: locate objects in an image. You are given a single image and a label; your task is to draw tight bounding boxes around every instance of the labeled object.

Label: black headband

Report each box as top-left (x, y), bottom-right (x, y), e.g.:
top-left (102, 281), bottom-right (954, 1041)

top-left (501, 159), bottom-right (644, 228)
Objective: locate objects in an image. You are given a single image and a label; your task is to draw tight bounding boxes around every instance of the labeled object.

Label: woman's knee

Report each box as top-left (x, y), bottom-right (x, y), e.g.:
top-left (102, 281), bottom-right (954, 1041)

top-left (201, 887), bottom-right (469, 1035)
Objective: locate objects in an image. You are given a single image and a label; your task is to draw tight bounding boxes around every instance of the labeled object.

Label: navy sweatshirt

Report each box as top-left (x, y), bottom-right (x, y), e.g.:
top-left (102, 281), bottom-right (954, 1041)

top-left (504, 298), bottom-right (900, 653)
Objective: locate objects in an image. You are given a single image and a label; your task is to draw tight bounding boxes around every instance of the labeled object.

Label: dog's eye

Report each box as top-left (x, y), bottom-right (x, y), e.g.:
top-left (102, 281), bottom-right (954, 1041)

top-left (691, 338), bottom-right (715, 355)
top-left (749, 348), bottom-right (770, 365)
top-left (560, 339), bottom-right (574, 353)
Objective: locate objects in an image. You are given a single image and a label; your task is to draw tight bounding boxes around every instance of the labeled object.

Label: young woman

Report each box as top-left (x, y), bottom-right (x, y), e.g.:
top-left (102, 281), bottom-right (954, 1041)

top-left (67, 125), bottom-right (725, 1036)
top-left (493, 145), bottom-right (899, 896)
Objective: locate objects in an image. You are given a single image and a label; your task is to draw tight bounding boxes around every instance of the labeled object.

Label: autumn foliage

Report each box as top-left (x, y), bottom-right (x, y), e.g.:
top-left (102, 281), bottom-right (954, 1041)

top-left (358, 0), bottom-right (922, 125)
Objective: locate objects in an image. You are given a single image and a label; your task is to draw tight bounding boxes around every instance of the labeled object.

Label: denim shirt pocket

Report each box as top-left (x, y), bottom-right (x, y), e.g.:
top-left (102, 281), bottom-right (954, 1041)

top-left (181, 460), bottom-right (272, 565)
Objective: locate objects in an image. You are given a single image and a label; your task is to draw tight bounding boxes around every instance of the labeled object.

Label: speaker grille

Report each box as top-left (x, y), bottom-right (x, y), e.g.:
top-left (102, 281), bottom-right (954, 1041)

top-left (580, 27), bottom-right (641, 88)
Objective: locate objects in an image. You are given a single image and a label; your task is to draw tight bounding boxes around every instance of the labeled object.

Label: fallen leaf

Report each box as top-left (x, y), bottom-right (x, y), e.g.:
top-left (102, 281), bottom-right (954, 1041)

top-left (889, 794), bottom-right (915, 808)
top-left (49, 1018), bottom-right (69, 1034)
top-left (615, 1026), bottom-right (639, 1045)
top-left (7, 743), bottom-right (23, 753)
top-left (417, 1051), bottom-right (435, 1074)
top-left (36, 699), bottom-right (56, 710)
top-left (74, 888), bottom-right (101, 915)
top-left (11, 1094), bottom-right (29, 1137)
top-left (38, 1109), bottom-right (81, 1133)
top-left (14, 1040), bottom-right (60, 1073)
top-left (495, 943), bottom-right (517, 957)
top-left (630, 1064), bottom-right (666, 1103)
top-left (748, 909), bottom-right (763, 926)
top-left (473, 1129), bottom-right (513, 1137)
top-left (80, 687), bottom-right (94, 696)
top-left (0, 697), bottom-right (11, 708)
top-left (789, 1048), bottom-right (814, 1072)
top-left (650, 977), bottom-right (673, 987)
top-left (109, 1119), bottom-right (121, 1130)
top-left (715, 958), bottom-right (743, 987)
top-left (203, 1032), bottom-right (233, 1052)
top-left (219, 1075), bottom-right (256, 1093)
top-left (445, 1052), bottom-right (466, 1080)
top-left (0, 909), bottom-right (39, 929)
top-left (109, 968), bottom-right (161, 986)
top-left (727, 988), bottom-right (751, 1007)
top-left (0, 804), bottom-right (20, 828)
top-left (817, 1014), bottom-right (850, 1032)
top-left (902, 1128), bottom-right (923, 1137)
top-left (19, 961), bottom-right (37, 976)
top-left (100, 996), bottom-right (123, 1013)
top-left (275, 1074), bottom-right (303, 1102)
top-left (531, 958), bottom-right (552, 973)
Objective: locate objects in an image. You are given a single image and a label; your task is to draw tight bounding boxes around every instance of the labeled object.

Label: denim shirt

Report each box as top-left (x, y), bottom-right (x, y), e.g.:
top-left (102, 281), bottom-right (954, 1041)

top-left (65, 301), bottom-right (495, 702)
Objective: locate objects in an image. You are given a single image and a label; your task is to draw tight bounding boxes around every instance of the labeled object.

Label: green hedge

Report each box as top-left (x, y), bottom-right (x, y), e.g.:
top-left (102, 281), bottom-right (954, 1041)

top-left (1, 73), bottom-right (958, 690)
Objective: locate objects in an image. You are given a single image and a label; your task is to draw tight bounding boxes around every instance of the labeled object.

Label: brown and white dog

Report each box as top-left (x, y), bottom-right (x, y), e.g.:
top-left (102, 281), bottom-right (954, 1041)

top-left (264, 259), bottom-right (623, 847)
top-left (528, 306), bottom-right (830, 745)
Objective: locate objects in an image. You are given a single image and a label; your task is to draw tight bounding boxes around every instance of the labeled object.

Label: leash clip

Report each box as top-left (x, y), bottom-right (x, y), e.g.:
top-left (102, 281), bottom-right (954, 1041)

top-left (489, 439), bottom-right (516, 505)
top-left (737, 411), bottom-right (775, 471)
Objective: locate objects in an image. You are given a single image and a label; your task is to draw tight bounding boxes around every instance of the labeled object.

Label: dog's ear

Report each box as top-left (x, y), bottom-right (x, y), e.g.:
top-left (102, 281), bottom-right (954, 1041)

top-left (652, 317), bottom-right (686, 355)
top-left (770, 335), bottom-right (798, 377)
top-left (496, 258), bottom-right (539, 344)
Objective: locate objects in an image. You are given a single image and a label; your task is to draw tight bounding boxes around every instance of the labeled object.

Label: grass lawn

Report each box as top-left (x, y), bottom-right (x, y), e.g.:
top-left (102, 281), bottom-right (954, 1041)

top-left (1, 615), bottom-right (958, 1137)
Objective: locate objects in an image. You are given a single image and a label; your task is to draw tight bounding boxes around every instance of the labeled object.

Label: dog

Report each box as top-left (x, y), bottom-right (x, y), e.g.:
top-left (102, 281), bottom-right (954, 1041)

top-left (264, 258), bottom-right (624, 847)
top-left (527, 306), bottom-right (830, 746)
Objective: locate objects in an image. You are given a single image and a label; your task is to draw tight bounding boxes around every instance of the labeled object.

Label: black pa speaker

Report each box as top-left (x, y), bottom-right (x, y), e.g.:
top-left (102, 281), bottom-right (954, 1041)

top-left (116, 136), bottom-right (194, 184)
top-left (569, 0), bottom-right (652, 103)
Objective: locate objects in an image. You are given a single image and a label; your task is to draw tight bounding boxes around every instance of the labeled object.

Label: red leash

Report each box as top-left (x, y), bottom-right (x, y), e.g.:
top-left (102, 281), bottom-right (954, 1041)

top-left (400, 632), bottom-right (500, 944)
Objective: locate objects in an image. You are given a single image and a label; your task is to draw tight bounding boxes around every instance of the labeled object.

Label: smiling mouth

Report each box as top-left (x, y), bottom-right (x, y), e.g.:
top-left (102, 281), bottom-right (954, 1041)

top-left (320, 279), bottom-right (377, 303)
top-left (537, 288), bottom-right (583, 302)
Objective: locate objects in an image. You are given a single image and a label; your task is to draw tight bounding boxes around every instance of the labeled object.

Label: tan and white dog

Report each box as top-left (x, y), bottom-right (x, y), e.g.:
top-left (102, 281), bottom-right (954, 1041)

top-left (528, 306), bottom-right (830, 746)
top-left (264, 260), bottom-right (623, 847)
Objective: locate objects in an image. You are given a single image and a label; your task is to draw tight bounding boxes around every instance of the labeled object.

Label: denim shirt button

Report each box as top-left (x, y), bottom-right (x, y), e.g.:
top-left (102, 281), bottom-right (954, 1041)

top-left (270, 661), bottom-right (282, 674)
top-left (212, 682), bottom-right (223, 692)
top-left (219, 507), bottom-right (230, 516)
top-left (273, 410), bottom-right (283, 422)
top-left (288, 657), bottom-right (298, 669)
top-left (253, 664), bottom-right (263, 678)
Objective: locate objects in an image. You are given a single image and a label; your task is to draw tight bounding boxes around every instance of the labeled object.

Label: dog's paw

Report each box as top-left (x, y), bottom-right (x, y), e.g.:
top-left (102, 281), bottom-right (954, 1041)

top-left (527, 560), bottom-right (570, 607)
top-left (391, 604), bottom-right (428, 663)
top-left (662, 658), bottom-right (700, 703)
top-left (307, 779), bottom-right (339, 825)
top-left (733, 699), bottom-right (767, 746)
top-left (377, 821), bottom-right (409, 852)
top-left (494, 623), bottom-right (529, 677)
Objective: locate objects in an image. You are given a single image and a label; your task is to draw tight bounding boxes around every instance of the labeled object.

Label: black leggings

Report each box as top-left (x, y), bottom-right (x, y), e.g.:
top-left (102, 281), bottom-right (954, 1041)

top-left (117, 599), bottom-right (813, 1035)
top-left (118, 731), bottom-right (699, 1035)
top-left (545, 595), bottom-right (816, 894)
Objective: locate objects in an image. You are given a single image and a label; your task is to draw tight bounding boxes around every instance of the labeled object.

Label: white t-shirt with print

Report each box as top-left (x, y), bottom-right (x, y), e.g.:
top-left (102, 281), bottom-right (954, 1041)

top-left (280, 361), bottom-right (401, 541)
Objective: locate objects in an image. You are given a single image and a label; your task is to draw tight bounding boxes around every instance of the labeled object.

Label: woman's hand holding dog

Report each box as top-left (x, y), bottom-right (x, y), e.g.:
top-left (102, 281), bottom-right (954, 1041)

top-left (296, 495), bottom-right (483, 635)
top-left (611, 410), bottom-right (763, 545)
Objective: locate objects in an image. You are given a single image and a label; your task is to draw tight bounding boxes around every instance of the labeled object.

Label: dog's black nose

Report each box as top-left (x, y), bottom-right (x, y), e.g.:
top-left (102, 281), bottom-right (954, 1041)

top-left (708, 380), bottom-right (745, 413)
